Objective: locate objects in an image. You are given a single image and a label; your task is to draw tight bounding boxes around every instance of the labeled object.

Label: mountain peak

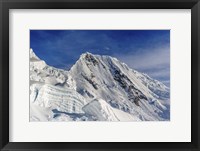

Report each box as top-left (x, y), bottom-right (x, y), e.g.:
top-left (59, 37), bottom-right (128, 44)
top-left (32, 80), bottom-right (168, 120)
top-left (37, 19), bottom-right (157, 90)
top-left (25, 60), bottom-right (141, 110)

top-left (80, 52), bottom-right (95, 58)
top-left (80, 52), bottom-right (114, 61)
top-left (30, 48), bottom-right (40, 61)
top-left (79, 52), bottom-right (100, 65)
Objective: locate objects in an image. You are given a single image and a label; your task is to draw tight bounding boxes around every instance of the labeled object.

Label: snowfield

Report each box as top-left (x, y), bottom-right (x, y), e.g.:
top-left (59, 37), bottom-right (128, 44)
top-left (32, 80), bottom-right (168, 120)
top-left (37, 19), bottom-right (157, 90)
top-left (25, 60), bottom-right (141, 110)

top-left (30, 49), bottom-right (170, 121)
top-left (83, 99), bottom-right (141, 121)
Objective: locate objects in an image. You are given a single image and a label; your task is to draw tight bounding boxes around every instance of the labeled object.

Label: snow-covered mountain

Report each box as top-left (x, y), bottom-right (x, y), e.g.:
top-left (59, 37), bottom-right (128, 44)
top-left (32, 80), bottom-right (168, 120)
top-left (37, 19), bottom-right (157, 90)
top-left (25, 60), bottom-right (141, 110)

top-left (30, 49), bottom-right (170, 121)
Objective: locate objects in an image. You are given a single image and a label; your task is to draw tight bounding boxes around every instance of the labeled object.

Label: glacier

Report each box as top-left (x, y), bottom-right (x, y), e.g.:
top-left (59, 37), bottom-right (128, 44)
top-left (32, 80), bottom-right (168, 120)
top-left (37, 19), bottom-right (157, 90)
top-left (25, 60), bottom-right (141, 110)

top-left (30, 49), bottom-right (170, 121)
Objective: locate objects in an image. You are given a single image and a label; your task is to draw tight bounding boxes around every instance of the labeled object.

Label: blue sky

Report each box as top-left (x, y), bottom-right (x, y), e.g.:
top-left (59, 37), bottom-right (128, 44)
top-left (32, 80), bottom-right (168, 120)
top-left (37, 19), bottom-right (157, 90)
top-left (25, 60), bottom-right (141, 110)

top-left (30, 30), bottom-right (170, 87)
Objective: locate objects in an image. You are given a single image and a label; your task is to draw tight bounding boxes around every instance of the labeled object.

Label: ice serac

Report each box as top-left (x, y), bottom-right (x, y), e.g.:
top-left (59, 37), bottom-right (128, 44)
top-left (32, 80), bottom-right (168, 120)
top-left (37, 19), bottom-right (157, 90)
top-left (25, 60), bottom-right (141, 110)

top-left (70, 52), bottom-right (170, 121)
top-left (30, 49), bottom-right (84, 121)
top-left (30, 49), bottom-right (170, 121)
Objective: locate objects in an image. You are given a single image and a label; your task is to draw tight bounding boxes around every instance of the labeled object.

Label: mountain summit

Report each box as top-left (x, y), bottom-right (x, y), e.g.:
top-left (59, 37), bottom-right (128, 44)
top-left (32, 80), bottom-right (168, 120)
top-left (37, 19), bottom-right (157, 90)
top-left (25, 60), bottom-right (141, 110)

top-left (30, 49), bottom-right (170, 121)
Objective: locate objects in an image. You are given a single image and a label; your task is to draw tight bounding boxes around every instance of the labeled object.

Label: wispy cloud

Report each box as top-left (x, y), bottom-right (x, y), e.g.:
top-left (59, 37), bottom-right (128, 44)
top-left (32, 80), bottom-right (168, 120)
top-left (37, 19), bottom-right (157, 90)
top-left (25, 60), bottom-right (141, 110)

top-left (148, 68), bottom-right (170, 78)
top-left (115, 46), bottom-right (169, 70)
top-left (162, 80), bottom-right (170, 87)
top-left (115, 46), bottom-right (170, 85)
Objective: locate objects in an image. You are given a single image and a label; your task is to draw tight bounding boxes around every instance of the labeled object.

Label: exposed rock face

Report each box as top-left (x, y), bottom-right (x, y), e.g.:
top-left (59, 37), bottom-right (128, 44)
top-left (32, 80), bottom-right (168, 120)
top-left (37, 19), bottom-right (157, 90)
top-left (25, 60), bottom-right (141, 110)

top-left (69, 52), bottom-right (170, 121)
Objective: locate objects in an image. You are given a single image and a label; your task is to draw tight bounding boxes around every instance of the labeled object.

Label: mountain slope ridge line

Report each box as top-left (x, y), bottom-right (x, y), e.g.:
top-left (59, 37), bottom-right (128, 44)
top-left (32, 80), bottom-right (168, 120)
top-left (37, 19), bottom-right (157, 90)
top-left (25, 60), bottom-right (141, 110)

top-left (30, 49), bottom-right (170, 121)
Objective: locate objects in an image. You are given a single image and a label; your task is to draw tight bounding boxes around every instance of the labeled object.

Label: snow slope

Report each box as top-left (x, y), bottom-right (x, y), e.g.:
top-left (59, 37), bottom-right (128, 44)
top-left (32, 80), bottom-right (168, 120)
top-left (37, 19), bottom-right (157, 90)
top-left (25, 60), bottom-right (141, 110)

top-left (83, 99), bottom-right (141, 121)
top-left (30, 49), bottom-right (170, 121)
top-left (30, 49), bottom-right (76, 90)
